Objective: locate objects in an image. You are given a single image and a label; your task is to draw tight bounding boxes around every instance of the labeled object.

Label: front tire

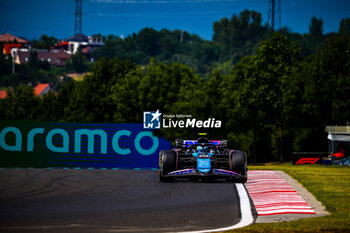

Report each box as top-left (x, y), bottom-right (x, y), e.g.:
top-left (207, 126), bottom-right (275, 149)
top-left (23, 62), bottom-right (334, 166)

top-left (159, 150), bottom-right (177, 182)
top-left (230, 150), bottom-right (247, 183)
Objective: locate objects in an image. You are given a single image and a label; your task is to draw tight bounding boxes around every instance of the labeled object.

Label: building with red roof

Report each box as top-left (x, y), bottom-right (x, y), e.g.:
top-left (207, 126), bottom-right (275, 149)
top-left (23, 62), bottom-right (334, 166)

top-left (34, 83), bottom-right (51, 97)
top-left (63, 34), bottom-right (104, 55)
top-left (50, 41), bottom-right (69, 50)
top-left (0, 33), bottom-right (28, 43)
top-left (0, 33), bottom-right (28, 55)
top-left (3, 43), bottom-right (22, 55)
top-left (13, 49), bottom-right (71, 67)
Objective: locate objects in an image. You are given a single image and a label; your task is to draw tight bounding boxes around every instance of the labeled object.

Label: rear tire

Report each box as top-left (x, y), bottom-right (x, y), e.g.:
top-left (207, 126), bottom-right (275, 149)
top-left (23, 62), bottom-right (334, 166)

top-left (159, 150), bottom-right (177, 182)
top-left (230, 150), bottom-right (247, 183)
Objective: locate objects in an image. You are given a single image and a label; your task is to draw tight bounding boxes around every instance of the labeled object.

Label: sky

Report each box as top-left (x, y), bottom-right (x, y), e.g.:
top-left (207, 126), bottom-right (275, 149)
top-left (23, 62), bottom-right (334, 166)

top-left (0, 0), bottom-right (349, 41)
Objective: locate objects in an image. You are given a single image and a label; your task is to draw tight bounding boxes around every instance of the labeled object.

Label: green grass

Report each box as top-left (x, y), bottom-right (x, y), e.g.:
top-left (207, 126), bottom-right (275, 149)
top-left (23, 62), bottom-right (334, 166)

top-left (227, 164), bottom-right (350, 233)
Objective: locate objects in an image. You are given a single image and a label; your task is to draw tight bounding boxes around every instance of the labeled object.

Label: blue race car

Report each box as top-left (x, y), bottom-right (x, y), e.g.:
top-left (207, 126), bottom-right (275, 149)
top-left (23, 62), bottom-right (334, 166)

top-left (159, 134), bottom-right (247, 182)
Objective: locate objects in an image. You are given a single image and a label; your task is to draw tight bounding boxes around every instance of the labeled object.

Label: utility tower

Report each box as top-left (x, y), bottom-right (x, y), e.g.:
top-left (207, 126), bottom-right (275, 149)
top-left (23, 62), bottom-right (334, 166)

top-left (74, 0), bottom-right (82, 35)
top-left (268, 0), bottom-right (281, 31)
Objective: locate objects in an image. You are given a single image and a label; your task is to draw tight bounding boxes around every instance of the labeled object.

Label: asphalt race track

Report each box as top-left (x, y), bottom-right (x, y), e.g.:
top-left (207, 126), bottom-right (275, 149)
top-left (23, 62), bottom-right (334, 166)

top-left (0, 169), bottom-right (257, 233)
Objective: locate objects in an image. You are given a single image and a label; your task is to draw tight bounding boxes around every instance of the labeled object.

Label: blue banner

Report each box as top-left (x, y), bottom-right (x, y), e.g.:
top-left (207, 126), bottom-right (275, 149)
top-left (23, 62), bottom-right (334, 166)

top-left (0, 121), bottom-right (170, 169)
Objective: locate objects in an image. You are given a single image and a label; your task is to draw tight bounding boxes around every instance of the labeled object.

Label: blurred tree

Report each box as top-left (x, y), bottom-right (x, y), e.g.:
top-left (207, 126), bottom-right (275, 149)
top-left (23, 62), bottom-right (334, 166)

top-left (309, 17), bottom-right (324, 38)
top-left (32, 35), bottom-right (58, 50)
top-left (213, 9), bottom-right (269, 62)
top-left (303, 34), bottom-right (350, 126)
top-left (110, 67), bottom-right (143, 123)
top-left (67, 49), bottom-right (90, 73)
top-left (138, 59), bottom-right (186, 113)
top-left (301, 17), bottom-right (325, 56)
top-left (0, 52), bottom-right (12, 76)
top-left (339, 18), bottom-right (350, 34)
top-left (2, 85), bottom-right (39, 120)
top-left (221, 33), bottom-right (300, 162)
top-left (63, 58), bottom-right (138, 122)
top-left (56, 80), bottom-right (75, 120)
top-left (135, 27), bottom-right (160, 57)
top-left (92, 28), bottom-right (220, 76)
top-left (286, 33), bottom-right (350, 153)
top-left (37, 91), bottom-right (59, 121)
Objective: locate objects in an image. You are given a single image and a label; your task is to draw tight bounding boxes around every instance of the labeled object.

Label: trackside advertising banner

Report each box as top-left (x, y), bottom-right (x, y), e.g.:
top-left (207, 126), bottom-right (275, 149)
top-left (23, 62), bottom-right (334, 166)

top-left (0, 121), bottom-right (170, 169)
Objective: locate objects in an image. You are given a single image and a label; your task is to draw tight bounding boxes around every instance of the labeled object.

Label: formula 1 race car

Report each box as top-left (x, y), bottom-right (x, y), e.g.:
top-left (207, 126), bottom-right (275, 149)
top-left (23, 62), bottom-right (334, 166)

top-left (159, 134), bottom-right (247, 183)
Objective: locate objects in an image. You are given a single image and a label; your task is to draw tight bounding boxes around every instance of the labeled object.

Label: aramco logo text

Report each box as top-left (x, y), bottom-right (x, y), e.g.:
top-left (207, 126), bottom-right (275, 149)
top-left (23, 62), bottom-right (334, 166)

top-left (0, 127), bottom-right (159, 156)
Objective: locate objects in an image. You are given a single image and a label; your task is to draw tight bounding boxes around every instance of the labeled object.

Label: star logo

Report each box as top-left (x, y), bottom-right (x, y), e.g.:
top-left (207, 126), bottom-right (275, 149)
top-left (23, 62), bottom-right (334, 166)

top-left (150, 109), bottom-right (161, 123)
top-left (143, 110), bottom-right (162, 129)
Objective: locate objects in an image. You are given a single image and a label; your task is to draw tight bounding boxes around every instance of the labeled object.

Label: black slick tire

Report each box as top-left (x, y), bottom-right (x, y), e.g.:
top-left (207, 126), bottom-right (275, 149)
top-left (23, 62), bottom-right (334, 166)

top-left (159, 150), bottom-right (177, 182)
top-left (230, 150), bottom-right (248, 183)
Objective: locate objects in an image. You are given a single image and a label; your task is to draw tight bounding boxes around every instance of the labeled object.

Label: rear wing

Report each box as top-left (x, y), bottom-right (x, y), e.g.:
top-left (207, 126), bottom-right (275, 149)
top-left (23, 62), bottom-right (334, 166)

top-left (175, 139), bottom-right (227, 148)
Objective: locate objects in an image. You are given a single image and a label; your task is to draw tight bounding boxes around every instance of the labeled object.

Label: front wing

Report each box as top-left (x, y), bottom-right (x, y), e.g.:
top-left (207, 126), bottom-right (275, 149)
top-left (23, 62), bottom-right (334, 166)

top-left (165, 168), bottom-right (244, 178)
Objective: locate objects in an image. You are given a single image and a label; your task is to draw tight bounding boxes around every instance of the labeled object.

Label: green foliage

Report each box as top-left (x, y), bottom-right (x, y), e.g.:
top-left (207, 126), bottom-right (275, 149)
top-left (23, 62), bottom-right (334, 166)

top-left (0, 52), bottom-right (12, 76)
top-left (110, 65), bottom-right (143, 123)
top-left (1, 85), bottom-right (39, 120)
top-left (301, 17), bottom-right (325, 56)
top-left (56, 80), bottom-right (76, 120)
top-left (309, 16), bottom-right (324, 38)
top-left (93, 28), bottom-right (220, 76)
top-left (32, 35), bottom-right (58, 50)
top-left (37, 91), bottom-right (59, 121)
top-left (139, 60), bottom-right (195, 112)
top-left (66, 49), bottom-right (90, 73)
top-left (139, 60), bottom-right (211, 140)
top-left (61, 58), bottom-right (139, 122)
top-left (136, 27), bottom-right (160, 57)
top-left (213, 9), bottom-right (269, 62)
top-left (302, 34), bottom-right (350, 126)
top-left (212, 59), bottom-right (235, 75)
top-left (339, 18), bottom-right (350, 34)
top-left (218, 33), bottom-right (301, 162)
